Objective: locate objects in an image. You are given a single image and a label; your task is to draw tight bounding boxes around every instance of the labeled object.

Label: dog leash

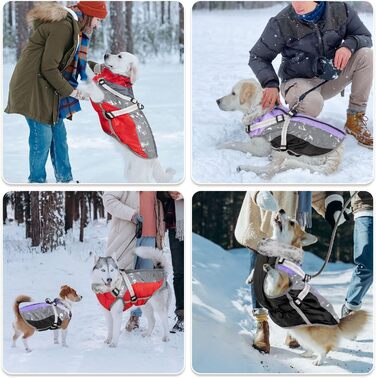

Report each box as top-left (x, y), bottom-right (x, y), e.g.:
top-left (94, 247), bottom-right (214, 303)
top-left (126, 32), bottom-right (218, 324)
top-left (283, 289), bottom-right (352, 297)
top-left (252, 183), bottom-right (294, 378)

top-left (305, 191), bottom-right (358, 281)
top-left (116, 219), bottom-right (143, 263)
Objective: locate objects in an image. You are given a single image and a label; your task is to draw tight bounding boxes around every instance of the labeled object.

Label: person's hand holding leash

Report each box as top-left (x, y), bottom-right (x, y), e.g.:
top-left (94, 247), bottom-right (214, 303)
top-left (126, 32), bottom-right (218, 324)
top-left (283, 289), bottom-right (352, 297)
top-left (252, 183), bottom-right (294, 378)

top-left (256, 191), bottom-right (278, 212)
top-left (334, 47), bottom-right (352, 70)
top-left (262, 87), bottom-right (281, 111)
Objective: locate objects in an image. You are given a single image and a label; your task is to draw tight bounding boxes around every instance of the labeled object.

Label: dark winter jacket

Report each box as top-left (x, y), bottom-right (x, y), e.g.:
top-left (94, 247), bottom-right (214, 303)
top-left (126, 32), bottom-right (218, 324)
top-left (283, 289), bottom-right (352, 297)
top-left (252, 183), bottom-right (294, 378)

top-left (249, 2), bottom-right (372, 89)
top-left (5, 3), bottom-right (80, 125)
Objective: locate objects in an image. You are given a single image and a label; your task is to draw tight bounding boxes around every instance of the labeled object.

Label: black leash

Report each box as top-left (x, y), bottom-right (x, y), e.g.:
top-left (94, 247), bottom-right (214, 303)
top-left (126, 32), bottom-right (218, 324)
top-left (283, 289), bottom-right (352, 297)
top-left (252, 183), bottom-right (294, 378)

top-left (116, 218), bottom-right (143, 263)
top-left (306, 191), bottom-right (358, 281)
top-left (290, 79), bottom-right (329, 115)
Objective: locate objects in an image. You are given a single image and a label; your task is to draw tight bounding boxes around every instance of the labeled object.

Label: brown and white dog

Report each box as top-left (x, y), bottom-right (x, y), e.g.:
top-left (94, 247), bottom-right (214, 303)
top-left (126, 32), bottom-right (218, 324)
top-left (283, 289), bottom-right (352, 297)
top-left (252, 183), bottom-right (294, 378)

top-left (216, 79), bottom-right (343, 178)
top-left (12, 285), bottom-right (82, 352)
top-left (268, 209), bottom-right (368, 365)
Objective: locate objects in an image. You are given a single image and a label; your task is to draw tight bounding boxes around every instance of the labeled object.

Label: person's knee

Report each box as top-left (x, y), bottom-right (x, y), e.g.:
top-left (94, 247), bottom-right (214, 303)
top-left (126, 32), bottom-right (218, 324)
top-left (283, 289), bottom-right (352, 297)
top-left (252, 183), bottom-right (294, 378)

top-left (354, 47), bottom-right (373, 66)
top-left (297, 92), bottom-right (324, 117)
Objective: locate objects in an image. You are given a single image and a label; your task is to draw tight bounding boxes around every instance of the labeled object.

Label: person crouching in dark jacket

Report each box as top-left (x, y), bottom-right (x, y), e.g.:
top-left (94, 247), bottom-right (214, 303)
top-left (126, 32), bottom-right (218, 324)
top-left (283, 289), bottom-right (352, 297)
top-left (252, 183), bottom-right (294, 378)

top-left (249, 1), bottom-right (373, 149)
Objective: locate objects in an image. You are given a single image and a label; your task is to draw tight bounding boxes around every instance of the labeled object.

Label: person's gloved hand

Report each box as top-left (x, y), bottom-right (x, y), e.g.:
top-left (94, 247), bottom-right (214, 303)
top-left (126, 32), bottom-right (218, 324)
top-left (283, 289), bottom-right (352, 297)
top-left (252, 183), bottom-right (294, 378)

top-left (325, 194), bottom-right (350, 229)
top-left (131, 213), bottom-right (143, 225)
top-left (256, 191), bottom-right (278, 212)
top-left (70, 88), bottom-right (90, 101)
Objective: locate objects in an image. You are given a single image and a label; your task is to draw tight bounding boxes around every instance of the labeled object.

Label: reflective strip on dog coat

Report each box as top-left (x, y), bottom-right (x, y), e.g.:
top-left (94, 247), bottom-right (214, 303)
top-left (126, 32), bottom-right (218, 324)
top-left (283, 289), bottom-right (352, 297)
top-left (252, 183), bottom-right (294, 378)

top-left (91, 67), bottom-right (158, 159)
top-left (246, 106), bottom-right (345, 157)
top-left (253, 254), bottom-right (339, 328)
top-left (95, 269), bottom-right (165, 311)
top-left (19, 299), bottom-right (71, 331)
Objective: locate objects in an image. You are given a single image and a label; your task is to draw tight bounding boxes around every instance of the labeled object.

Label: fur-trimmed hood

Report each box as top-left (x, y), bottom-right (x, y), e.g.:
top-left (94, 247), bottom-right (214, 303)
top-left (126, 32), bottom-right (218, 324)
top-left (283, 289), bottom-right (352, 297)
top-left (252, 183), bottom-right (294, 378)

top-left (27, 2), bottom-right (71, 28)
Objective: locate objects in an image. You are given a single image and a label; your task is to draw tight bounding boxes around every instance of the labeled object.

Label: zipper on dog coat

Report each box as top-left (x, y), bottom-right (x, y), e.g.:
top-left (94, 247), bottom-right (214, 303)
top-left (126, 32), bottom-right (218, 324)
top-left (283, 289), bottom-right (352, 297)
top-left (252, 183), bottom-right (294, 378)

top-left (253, 252), bottom-right (339, 328)
top-left (90, 67), bottom-right (158, 159)
top-left (94, 269), bottom-right (165, 311)
top-left (19, 299), bottom-right (71, 331)
top-left (245, 106), bottom-right (345, 157)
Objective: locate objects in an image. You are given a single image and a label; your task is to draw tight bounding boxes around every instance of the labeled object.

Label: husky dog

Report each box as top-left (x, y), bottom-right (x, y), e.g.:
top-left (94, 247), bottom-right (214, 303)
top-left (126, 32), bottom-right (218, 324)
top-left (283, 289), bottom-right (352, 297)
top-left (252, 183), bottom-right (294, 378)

top-left (216, 79), bottom-right (343, 178)
top-left (91, 247), bottom-right (172, 347)
top-left (12, 285), bottom-right (82, 352)
top-left (268, 209), bottom-right (368, 365)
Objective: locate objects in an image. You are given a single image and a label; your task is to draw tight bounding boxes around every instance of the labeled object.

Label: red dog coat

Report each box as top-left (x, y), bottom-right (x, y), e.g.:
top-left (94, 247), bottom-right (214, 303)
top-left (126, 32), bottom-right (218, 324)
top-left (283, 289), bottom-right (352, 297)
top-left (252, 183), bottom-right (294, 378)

top-left (91, 67), bottom-right (158, 159)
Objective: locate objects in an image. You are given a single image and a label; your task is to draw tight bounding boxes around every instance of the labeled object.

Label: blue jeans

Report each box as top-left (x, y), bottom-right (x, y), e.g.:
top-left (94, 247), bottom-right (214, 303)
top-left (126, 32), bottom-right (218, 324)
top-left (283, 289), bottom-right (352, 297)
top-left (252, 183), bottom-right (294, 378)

top-left (345, 216), bottom-right (373, 310)
top-left (249, 249), bottom-right (262, 309)
top-left (131, 237), bottom-right (155, 317)
top-left (26, 117), bottom-right (73, 183)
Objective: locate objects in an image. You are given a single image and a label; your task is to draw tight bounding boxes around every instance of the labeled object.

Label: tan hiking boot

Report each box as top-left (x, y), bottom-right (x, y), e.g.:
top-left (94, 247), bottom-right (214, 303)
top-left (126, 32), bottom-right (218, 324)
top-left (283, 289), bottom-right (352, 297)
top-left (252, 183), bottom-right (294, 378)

top-left (285, 333), bottom-right (300, 349)
top-left (125, 315), bottom-right (140, 332)
top-left (345, 112), bottom-right (373, 149)
top-left (252, 310), bottom-right (270, 354)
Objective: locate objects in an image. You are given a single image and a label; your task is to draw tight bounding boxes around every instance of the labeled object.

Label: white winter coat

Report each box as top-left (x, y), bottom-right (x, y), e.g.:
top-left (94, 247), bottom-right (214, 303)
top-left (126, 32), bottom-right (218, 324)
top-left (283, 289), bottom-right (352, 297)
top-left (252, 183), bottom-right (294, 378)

top-left (103, 191), bottom-right (139, 270)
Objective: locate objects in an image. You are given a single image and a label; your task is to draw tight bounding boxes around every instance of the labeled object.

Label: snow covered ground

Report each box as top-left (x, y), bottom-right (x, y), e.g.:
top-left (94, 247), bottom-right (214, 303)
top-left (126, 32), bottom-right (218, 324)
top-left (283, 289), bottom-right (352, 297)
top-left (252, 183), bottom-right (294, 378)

top-left (3, 221), bottom-right (184, 374)
top-left (192, 234), bottom-right (373, 374)
top-left (192, 6), bottom-right (373, 183)
top-left (2, 57), bottom-right (184, 184)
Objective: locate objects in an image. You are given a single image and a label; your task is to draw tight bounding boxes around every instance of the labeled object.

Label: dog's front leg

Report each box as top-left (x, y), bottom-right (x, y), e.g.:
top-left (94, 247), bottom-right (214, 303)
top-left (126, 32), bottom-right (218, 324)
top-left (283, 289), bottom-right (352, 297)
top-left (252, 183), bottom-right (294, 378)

top-left (109, 301), bottom-right (123, 348)
top-left (53, 329), bottom-right (59, 344)
top-left (103, 309), bottom-right (113, 344)
top-left (217, 138), bottom-right (271, 157)
top-left (61, 329), bottom-right (68, 347)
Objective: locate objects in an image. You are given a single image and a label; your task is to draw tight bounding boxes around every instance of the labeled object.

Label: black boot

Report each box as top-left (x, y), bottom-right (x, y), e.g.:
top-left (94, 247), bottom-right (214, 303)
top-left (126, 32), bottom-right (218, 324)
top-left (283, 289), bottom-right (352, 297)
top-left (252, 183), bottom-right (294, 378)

top-left (170, 310), bottom-right (184, 333)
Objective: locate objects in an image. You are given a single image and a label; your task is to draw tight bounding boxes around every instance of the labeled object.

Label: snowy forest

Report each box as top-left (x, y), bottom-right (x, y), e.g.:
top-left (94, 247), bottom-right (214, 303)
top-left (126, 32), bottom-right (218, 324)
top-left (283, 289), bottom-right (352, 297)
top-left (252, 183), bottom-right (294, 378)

top-left (193, 1), bottom-right (372, 12)
top-left (192, 191), bottom-right (358, 263)
top-left (3, 191), bottom-right (107, 253)
top-left (3, 1), bottom-right (184, 62)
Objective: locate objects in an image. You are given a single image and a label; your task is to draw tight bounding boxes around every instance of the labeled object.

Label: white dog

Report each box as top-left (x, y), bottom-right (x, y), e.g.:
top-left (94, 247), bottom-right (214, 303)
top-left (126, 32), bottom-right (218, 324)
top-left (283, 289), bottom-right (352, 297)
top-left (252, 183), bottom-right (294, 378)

top-left (216, 79), bottom-right (343, 178)
top-left (81, 52), bottom-right (175, 183)
top-left (91, 247), bottom-right (172, 348)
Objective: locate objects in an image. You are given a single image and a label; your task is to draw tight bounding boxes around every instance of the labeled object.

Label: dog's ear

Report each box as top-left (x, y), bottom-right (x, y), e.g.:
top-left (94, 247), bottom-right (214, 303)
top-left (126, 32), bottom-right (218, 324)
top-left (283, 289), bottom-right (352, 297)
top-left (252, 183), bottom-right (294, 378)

top-left (301, 232), bottom-right (318, 247)
top-left (239, 82), bottom-right (256, 105)
top-left (93, 254), bottom-right (100, 266)
top-left (108, 256), bottom-right (119, 268)
top-left (129, 62), bottom-right (138, 84)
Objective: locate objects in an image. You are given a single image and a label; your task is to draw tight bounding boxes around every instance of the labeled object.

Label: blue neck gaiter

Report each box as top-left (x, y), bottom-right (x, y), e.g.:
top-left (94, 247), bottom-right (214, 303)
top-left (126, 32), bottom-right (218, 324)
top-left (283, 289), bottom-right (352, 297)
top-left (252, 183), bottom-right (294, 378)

top-left (297, 2), bottom-right (326, 23)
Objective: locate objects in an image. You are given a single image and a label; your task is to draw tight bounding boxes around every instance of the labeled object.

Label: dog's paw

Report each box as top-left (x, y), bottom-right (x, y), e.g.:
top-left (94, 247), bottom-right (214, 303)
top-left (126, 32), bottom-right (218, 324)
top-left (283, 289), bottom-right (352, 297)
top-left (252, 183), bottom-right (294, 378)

top-left (312, 357), bottom-right (323, 366)
top-left (104, 338), bottom-right (111, 344)
top-left (142, 331), bottom-right (151, 338)
top-left (54, 340), bottom-right (59, 344)
top-left (300, 350), bottom-right (314, 358)
top-left (25, 348), bottom-right (32, 353)
top-left (236, 166), bottom-right (242, 173)
top-left (62, 343), bottom-right (68, 348)
top-left (109, 342), bottom-right (118, 348)
top-left (162, 336), bottom-right (170, 342)
top-left (11, 343), bottom-right (16, 348)
top-left (165, 168), bottom-right (176, 179)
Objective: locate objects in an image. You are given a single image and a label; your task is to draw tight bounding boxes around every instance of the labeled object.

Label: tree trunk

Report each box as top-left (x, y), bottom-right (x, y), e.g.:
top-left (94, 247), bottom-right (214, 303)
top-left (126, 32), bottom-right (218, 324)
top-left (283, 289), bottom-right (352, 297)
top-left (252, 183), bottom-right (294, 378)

top-left (41, 192), bottom-right (65, 252)
top-left (161, 2), bottom-right (165, 24)
top-left (110, 2), bottom-right (127, 53)
top-left (125, 2), bottom-right (133, 53)
top-left (24, 192), bottom-right (31, 238)
top-left (65, 192), bottom-right (75, 232)
top-left (14, 192), bottom-right (24, 225)
top-left (16, 2), bottom-right (33, 59)
top-left (79, 193), bottom-right (88, 242)
top-left (31, 192), bottom-right (40, 247)
top-left (3, 193), bottom-right (9, 224)
top-left (179, 3), bottom-right (184, 63)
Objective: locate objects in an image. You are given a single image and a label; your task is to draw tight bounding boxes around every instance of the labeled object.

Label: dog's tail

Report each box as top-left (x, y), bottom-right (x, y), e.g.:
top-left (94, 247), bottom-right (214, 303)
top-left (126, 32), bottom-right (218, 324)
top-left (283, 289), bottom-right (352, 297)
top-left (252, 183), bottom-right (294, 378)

top-left (152, 160), bottom-right (175, 183)
top-left (338, 310), bottom-right (368, 339)
top-left (135, 246), bottom-right (171, 273)
top-left (13, 295), bottom-right (32, 319)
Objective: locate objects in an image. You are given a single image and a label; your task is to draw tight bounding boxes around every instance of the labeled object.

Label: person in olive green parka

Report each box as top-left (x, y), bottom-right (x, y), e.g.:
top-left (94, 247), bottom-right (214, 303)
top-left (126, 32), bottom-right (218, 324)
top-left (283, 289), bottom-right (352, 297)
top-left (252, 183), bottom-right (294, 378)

top-left (5, 1), bottom-right (108, 183)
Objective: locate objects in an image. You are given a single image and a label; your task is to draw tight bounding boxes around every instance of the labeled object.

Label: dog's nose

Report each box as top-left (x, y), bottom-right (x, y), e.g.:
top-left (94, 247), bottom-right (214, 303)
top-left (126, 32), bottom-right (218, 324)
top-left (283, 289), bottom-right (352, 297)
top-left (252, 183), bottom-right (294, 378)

top-left (104, 53), bottom-right (109, 60)
top-left (216, 99), bottom-right (221, 105)
top-left (106, 278), bottom-right (112, 283)
top-left (279, 209), bottom-right (285, 214)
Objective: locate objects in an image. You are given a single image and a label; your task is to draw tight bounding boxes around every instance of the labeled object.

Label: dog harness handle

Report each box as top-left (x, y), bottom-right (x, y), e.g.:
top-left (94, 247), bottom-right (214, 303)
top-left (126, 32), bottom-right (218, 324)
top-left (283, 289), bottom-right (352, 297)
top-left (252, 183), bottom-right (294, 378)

top-left (120, 271), bottom-right (138, 302)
